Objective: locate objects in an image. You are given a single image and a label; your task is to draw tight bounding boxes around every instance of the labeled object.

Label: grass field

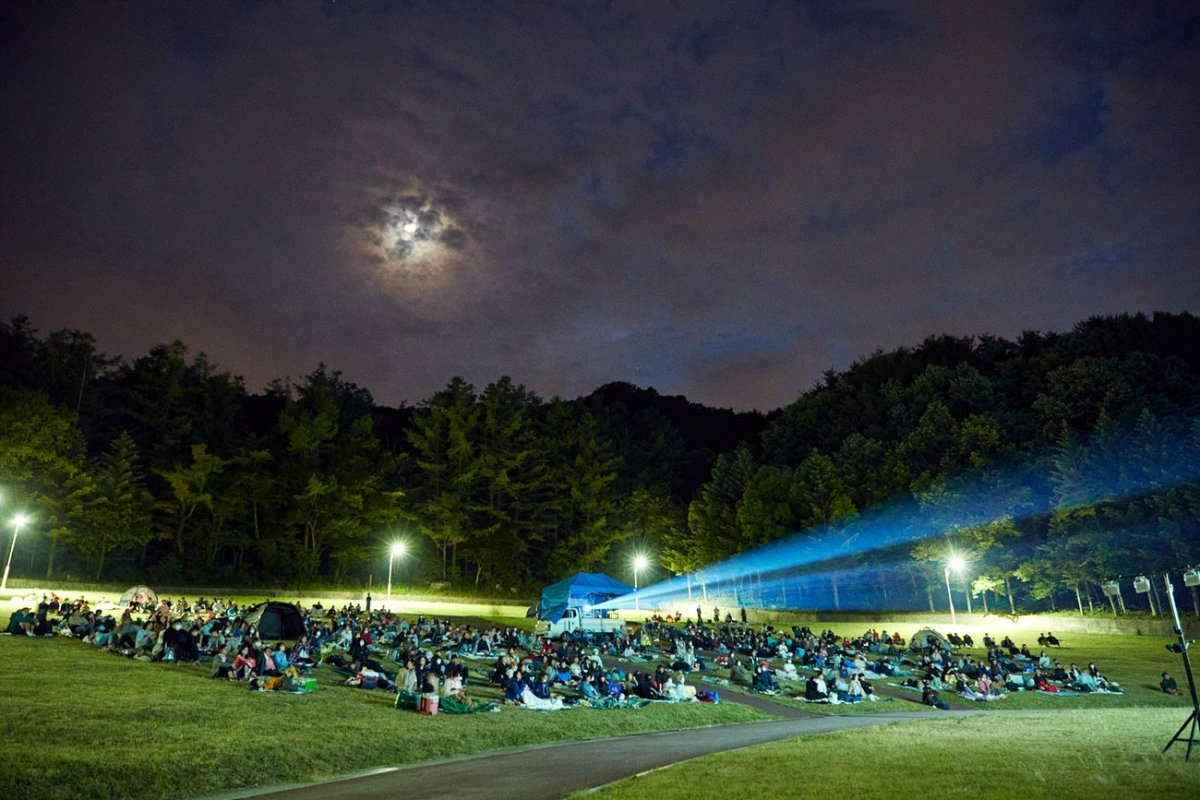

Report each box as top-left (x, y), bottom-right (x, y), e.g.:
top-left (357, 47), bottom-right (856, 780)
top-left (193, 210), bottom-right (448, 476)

top-left (0, 636), bottom-right (767, 800)
top-left (658, 617), bottom-right (1192, 714)
top-left (580, 708), bottom-right (1198, 800)
top-left (3, 595), bottom-right (1196, 800)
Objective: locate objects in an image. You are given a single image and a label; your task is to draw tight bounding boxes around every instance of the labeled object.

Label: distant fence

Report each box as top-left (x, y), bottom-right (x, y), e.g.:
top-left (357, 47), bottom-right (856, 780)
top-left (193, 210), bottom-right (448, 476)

top-left (653, 594), bottom-right (1200, 638)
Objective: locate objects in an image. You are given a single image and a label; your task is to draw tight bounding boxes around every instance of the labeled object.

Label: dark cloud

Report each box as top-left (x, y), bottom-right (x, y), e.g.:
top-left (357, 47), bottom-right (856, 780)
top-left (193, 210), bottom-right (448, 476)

top-left (1, 1), bottom-right (1197, 410)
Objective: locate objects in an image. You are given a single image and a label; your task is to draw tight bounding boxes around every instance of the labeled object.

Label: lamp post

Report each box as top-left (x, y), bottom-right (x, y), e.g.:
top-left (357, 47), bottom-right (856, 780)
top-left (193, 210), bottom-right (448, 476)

top-left (945, 554), bottom-right (965, 626)
top-left (386, 542), bottom-right (407, 609)
top-left (1, 513), bottom-right (30, 593)
top-left (633, 554), bottom-right (648, 611)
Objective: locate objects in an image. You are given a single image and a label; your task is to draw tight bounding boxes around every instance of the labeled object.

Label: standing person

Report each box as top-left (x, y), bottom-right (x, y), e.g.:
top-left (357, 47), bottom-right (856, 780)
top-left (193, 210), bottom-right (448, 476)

top-left (365, 593), bottom-right (373, 613)
top-left (696, 606), bottom-right (703, 625)
top-left (740, 607), bottom-right (747, 624)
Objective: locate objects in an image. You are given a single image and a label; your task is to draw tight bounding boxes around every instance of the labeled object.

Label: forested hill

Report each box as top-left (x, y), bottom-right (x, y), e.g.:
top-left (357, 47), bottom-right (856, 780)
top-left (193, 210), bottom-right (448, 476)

top-left (677, 311), bottom-right (1200, 613)
top-left (0, 311), bottom-right (1197, 611)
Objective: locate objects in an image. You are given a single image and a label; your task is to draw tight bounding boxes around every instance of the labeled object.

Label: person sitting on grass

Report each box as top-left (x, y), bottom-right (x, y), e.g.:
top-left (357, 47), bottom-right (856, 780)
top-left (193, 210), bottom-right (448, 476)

top-left (805, 672), bottom-right (829, 701)
top-left (395, 658), bottom-right (418, 694)
top-left (173, 625), bottom-right (201, 662)
top-left (271, 642), bottom-right (289, 672)
top-left (842, 674), bottom-right (866, 702)
top-left (5, 607), bottom-right (36, 636)
top-left (504, 668), bottom-right (528, 703)
top-left (922, 681), bottom-right (949, 709)
top-left (442, 671), bottom-right (464, 697)
top-left (663, 671), bottom-right (697, 701)
top-left (728, 658), bottom-right (754, 687)
top-left (231, 644), bottom-right (257, 681)
top-left (290, 635), bottom-right (314, 670)
top-left (211, 644), bottom-right (232, 679)
top-left (1161, 672), bottom-right (1181, 696)
top-left (1071, 662), bottom-right (1118, 693)
top-left (751, 663), bottom-right (779, 694)
top-left (1086, 663), bottom-right (1119, 692)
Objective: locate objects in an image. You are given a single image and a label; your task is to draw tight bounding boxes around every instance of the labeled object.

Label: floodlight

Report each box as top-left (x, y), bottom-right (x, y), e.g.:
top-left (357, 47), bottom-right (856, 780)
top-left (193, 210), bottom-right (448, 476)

top-left (1184, 570), bottom-right (1200, 588)
top-left (1134, 575), bottom-right (1151, 594)
top-left (947, 554), bottom-right (966, 573)
top-left (633, 554), bottom-right (649, 572)
top-left (2, 512), bottom-right (30, 592)
top-left (386, 541), bottom-right (408, 608)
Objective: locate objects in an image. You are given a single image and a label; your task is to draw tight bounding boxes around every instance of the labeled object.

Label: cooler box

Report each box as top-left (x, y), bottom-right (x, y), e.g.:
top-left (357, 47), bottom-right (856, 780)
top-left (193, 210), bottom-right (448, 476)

top-left (419, 694), bottom-right (439, 716)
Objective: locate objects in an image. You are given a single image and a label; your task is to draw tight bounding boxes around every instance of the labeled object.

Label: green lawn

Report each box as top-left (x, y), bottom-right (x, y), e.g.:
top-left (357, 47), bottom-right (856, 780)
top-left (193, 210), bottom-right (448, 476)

top-left (4, 597), bottom-right (1196, 800)
top-left (581, 708), bottom-right (1199, 800)
top-left (0, 636), bottom-right (767, 800)
top-left (650, 620), bottom-right (1190, 714)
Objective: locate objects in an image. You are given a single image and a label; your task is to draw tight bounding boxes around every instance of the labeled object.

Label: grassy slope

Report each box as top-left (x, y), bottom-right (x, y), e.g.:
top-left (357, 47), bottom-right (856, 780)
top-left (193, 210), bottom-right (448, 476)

top-left (582, 620), bottom-right (1199, 798)
top-left (583, 709), bottom-right (1198, 800)
top-left (669, 618), bottom-right (1191, 714)
top-left (0, 637), bottom-right (766, 800)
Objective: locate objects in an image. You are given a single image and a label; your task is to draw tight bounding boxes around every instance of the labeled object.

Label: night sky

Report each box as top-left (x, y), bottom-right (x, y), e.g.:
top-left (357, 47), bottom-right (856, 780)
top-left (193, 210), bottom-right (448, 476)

top-left (2, 2), bottom-right (1197, 411)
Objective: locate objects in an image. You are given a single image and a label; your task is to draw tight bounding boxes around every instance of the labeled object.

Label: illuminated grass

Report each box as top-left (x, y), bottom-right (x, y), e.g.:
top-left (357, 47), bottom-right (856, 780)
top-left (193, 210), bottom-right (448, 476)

top-left (0, 637), bottom-right (767, 800)
top-left (582, 709), bottom-right (1198, 800)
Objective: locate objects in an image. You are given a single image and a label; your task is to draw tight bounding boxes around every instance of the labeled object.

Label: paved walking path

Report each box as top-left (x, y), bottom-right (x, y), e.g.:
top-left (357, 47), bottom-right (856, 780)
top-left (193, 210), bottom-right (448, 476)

top-left (223, 709), bottom-right (956, 800)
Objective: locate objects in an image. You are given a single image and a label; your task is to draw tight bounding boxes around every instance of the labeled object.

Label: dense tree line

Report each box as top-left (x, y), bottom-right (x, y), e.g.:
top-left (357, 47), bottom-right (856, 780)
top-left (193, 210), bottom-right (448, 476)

top-left (1, 311), bottom-right (1197, 611)
top-left (672, 312), bottom-right (1200, 614)
top-left (0, 316), bottom-right (765, 591)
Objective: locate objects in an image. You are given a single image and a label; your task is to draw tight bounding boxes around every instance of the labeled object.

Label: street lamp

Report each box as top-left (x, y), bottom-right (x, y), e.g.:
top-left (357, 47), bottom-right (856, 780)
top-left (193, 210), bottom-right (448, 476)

top-left (633, 553), bottom-right (649, 611)
top-left (1, 513), bottom-right (30, 593)
top-left (945, 554), bottom-right (966, 626)
top-left (386, 541), bottom-right (407, 609)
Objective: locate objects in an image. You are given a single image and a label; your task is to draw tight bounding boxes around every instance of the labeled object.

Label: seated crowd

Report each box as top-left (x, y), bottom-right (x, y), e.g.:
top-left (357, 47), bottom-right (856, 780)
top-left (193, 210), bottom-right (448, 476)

top-left (6, 597), bottom-right (1136, 712)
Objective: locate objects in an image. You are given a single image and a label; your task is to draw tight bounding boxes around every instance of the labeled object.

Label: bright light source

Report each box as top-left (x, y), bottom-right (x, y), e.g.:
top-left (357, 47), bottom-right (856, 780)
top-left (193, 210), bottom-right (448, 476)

top-left (391, 542), bottom-right (407, 558)
top-left (11, 513), bottom-right (29, 530)
top-left (633, 554), bottom-right (649, 572)
top-left (947, 554), bottom-right (966, 573)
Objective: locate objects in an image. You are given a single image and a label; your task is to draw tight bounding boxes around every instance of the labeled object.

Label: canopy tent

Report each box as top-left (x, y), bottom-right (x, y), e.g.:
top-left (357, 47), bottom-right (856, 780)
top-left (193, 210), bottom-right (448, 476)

top-left (118, 585), bottom-right (158, 608)
top-left (537, 572), bottom-right (632, 622)
top-left (908, 627), bottom-right (951, 652)
top-left (243, 601), bottom-right (307, 640)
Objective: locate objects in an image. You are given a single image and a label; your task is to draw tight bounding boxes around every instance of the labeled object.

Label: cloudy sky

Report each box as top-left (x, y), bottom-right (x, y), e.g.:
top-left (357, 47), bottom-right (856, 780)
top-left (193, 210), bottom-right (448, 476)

top-left (2, 1), bottom-right (1197, 410)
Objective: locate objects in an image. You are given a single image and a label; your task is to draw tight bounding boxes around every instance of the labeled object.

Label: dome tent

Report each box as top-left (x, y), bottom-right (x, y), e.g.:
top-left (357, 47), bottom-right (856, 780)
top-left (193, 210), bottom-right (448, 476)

top-left (118, 585), bottom-right (158, 608)
top-left (908, 627), bottom-right (951, 652)
top-left (243, 601), bottom-right (307, 640)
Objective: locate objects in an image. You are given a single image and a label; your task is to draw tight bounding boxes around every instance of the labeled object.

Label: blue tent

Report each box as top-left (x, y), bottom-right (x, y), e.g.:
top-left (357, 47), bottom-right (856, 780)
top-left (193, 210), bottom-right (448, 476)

top-left (537, 572), bottom-right (633, 621)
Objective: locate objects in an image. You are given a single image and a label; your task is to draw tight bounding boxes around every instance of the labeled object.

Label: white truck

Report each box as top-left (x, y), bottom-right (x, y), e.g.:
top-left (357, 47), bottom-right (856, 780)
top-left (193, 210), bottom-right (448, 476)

top-left (534, 606), bottom-right (627, 639)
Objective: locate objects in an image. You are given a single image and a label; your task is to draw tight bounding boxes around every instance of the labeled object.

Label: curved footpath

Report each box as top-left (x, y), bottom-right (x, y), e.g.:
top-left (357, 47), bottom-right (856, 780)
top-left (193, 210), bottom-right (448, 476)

top-left (213, 708), bottom-right (976, 800)
top-left (209, 652), bottom-right (975, 800)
